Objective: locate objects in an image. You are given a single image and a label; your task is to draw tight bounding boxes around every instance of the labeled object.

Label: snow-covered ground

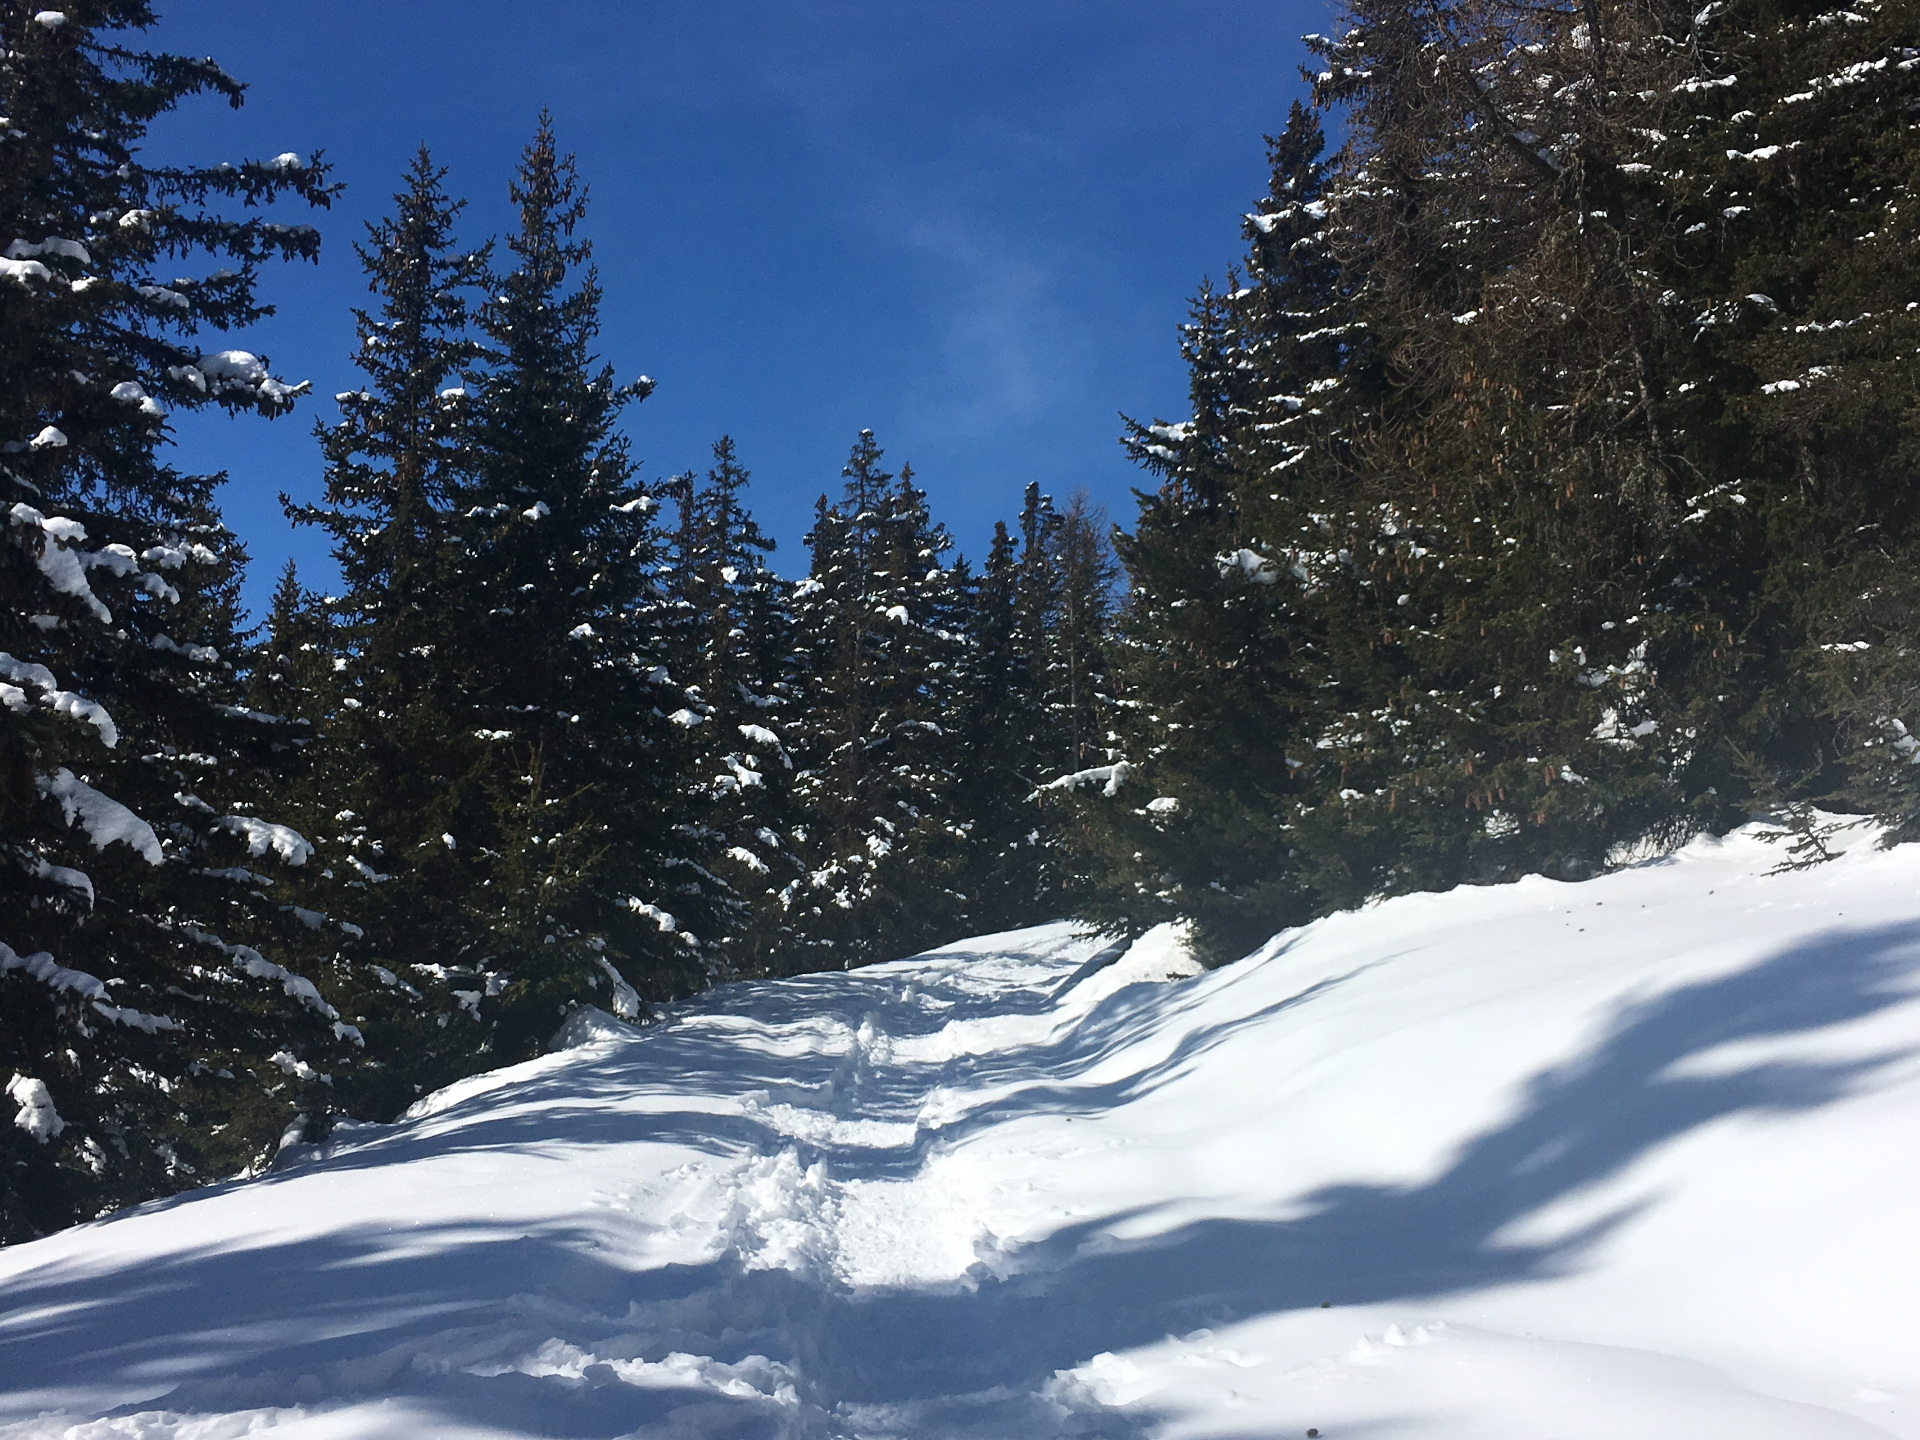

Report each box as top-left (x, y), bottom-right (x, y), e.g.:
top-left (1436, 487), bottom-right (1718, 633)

top-left (4, 822), bottom-right (1919, 1439)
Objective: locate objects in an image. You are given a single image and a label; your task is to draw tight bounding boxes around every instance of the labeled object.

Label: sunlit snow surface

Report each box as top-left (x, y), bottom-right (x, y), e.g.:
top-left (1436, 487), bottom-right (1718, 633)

top-left (4, 822), bottom-right (1919, 1438)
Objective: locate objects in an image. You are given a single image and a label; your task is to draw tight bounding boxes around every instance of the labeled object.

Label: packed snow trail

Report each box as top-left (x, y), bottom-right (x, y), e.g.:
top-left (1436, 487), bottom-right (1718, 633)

top-left (3, 823), bottom-right (1919, 1438)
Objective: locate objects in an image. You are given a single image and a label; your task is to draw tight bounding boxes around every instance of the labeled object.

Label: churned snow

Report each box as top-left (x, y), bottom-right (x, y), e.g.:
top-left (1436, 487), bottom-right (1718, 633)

top-left (2, 822), bottom-right (1919, 1438)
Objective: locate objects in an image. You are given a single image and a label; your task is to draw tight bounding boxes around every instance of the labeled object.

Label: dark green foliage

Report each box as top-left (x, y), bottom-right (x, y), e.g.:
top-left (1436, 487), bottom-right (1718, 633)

top-left (1, 0), bottom-right (343, 1240)
top-left (1072, 0), bottom-right (1920, 961)
top-left (281, 145), bottom-right (492, 1109)
top-left (948, 513), bottom-right (1046, 931)
top-left (285, 118), bottom-right (699, 1106)
top-left (449, 114), bottom-right (699, 1029)
top-left (1291, 0), bottom-right (1920, 878)
top-left (1062, 104), bottom-right (1352, 957)
top-left (1688, 1), bottom-right (1920, 833)
top-left (661, 438), bottom-right (808, 980)
top-left (961, 484), bottom-right (1120, 932)
top-left (784, 432), bottom-right (973, 967)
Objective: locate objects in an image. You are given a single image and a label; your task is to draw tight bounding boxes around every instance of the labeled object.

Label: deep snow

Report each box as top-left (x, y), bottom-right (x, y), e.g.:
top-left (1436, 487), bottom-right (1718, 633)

top-left (3, 821), bottom-right (1918, 1438)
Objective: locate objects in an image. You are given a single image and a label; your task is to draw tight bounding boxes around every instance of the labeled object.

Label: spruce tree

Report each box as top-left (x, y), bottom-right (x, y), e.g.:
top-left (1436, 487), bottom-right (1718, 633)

top-left (448, 113), bottom-right (699, 1040)
top-left (1077, 0), bottom-right (1920, 959)
top-left (786, 432), bottom-right (971, 966)
top-left (1292, 0), bottom-right (1718, 891)
top-left (284, 146), bottom-right (489, 1111)
top-left (957, 484), bottom-right (1121, 932)
top-left (1296, 0), bottom-right (1920, 876)
top-left (1045, 490), bottom-right (1119, 781)
top-left (949, 513), bottom-right (1046, 932)
top-left (1062, 103), bottom-right (1352, 958)
top-left (664, 438), bottom-right (807, 979)
top-left (245, 560), bottom-right (332, 728)
top-left (1672, 0), bottom-right (1920, 842)
top-left (1, 1), bottom-right (346, 1238)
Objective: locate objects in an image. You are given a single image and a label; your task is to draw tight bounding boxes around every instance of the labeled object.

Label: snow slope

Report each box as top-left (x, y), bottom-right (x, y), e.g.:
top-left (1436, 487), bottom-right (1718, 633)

top-left (3, 822), bottom-right (1919, 1439)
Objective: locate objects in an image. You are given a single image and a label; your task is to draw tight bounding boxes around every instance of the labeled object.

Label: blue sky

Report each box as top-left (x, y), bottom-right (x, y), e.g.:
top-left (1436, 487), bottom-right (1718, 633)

top-left (144, 2), bottom-right (1325, 616)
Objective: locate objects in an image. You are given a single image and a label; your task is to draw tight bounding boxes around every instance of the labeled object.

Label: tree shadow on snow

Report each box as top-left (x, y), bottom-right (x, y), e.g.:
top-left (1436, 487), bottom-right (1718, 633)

top-left (807, 920), bottom-right (1920, 1405)
top-left (0, 922), bottom-right (1914, 1438)
top-left (0, 1219), bottom-right (786, 1436)
top-left (243, 934), bottom-right (1314, 1189)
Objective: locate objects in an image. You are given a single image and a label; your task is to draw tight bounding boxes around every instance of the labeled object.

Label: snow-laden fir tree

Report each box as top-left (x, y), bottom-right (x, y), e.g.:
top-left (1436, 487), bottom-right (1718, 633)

top-left (1038, 489), bottom-right (1119, 783)
top-left (447, 114), bottom-right (703, 1042)
top-left (786, 431), bottom-right (972, 967)
top-left (1079, 0), bottom-right (1920, 955)
top-left (660, 438), bottom-right (808, 980)
top-left (1, 0), bottom-right (348, 1239)
top-left (245, 560), bottom-right (332, 730)
top-left (1665, 0), bottom-right (1920, 845)
top-left (1298, 0), bottom-right (1920, 872)
top-left (946, 512), bottom-right (1043, 932)
top-left (1059, 102), bottom-right (1356, 958)
top-left (956, 483), bottom-right (1120, 933)
top-left (1286, 0), bottom-right (1723, 891)
top-left (283, 146), bottom-right (491, 1113)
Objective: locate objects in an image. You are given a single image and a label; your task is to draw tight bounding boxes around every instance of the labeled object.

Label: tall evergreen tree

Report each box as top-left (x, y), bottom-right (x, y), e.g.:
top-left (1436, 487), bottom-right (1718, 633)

top-left (949, 513), bottom-right (1045, 931)
top-left (786, 432), bottom-right (971, 966)
top-left (1076, 0), bottom-right (1920, 957)
top-left (663, 438), bottom-right (807, 979)
top-left (245, 560), bottom-right (331, 729)
top-left (1676, 0), bottom-right (1920, 843)
top-left (1290, 0), bottom-right (1719, 893)
top-left (958, 484), bottom-right (1120, 932)
top-left (448, 113), bottom-right (700, 1040)
top-left (284, 146), bottom-right (490, 1111)
top-left (1062, 102), bottom-right (1355, 957)
top-left (1297, 0), bottom-right (1920, 875)
top-left (1045, 490), bottom-right (1119, 779)
top-left (1, 1), bottom-right (345, 1238)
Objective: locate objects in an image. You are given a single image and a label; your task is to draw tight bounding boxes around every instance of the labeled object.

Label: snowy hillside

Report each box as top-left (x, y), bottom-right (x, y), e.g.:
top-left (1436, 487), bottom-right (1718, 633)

top-left (4, 821), bottom-right (1919, 1439)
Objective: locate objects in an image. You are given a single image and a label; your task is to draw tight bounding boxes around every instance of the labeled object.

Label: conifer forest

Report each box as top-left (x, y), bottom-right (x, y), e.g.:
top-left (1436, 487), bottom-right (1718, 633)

top-left (6, 0), bottom-right (1920, 1242)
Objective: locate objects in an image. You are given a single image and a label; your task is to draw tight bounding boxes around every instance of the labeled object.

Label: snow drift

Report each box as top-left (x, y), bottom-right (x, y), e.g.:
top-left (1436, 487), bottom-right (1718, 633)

top-left (2, 821), bottom-right (1917, 1438)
